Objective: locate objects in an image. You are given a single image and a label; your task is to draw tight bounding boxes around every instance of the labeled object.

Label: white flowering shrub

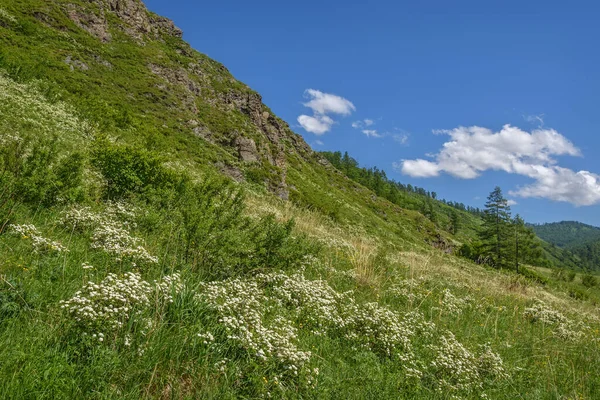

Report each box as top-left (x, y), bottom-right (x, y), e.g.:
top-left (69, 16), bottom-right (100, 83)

top-left (440, 288), bottom-right (473, 315)
top-left (0, 72), bottom-right (91, 142)
top-left (9, 224), bottom-right (68, 253)
top-left (60, 203), bottom-right (158, 265)
top-left (60, 272), bottom-right (183, 345)
top-left (524, 300), bottom-right (588, 341)
top-left (428, 332), bottom-right (507, 396)
top-left (191, 271), bottom-right (454, 392)
top-left (90, 224), bottom-right (158, 265)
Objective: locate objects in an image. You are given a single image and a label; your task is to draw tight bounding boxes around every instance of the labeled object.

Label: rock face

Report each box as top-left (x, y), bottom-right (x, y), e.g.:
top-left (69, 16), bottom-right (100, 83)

top-left (66, 0), bottom-right (182, 42)
top-left (234, 136), bottom-right (259, 163)
top-left (62, 0), bottom-right (316, 200)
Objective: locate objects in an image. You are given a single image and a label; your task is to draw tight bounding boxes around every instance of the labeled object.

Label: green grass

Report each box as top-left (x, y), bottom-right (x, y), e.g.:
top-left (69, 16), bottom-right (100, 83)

top-left (1, 1), bottom-right (600, 398)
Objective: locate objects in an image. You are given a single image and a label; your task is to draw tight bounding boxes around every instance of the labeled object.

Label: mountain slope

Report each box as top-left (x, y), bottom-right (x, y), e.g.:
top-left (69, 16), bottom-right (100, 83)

top-left (533, 221), bottom-right (600, 269)
top-left (2, 1), bottom-right (600, 399)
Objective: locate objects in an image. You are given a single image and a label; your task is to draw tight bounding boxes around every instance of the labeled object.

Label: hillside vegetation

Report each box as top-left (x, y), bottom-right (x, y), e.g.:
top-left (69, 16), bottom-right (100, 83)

top-left (1, 1), bottom-right (600, 399)
top-left (533, 221), bottom-right (600, 270)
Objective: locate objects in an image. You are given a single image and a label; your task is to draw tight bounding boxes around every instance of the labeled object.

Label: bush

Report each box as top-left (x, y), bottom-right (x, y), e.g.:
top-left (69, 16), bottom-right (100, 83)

top-left (519, 267), bottom-right (549, 285)
top-left (0, 135), bottom-right (85, 223)
top-left (90, 138), bottom-right (179, 198)
top-left (581, 273), bottom-right (597, 288)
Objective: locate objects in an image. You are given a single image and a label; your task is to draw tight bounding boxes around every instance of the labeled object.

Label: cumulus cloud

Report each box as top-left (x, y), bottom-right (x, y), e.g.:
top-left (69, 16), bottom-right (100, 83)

top-left (297, 114), bottom-right (334, 135)
top-left (506, 199), bottom-right (518, 206)
top-left (400, 124), bottom-right (600, 206)
top-left (297, 89), bottom-right (355, 135)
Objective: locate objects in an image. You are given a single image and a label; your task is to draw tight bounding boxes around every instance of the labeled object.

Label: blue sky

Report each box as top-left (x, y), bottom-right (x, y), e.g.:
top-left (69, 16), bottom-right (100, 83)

top-left (146, 0), bottom-right (600, 225)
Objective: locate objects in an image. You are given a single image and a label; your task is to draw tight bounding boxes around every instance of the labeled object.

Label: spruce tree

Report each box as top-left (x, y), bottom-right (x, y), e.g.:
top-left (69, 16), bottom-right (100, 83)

top-left (513, 214), bottom-right (542, 272)
top-left (480, 186), bottom-right (512, 267)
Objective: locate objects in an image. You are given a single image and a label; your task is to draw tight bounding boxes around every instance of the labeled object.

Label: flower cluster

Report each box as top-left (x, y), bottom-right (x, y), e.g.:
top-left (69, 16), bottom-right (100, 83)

top-left (61, 203), bottom-right (157, 265)
top-left (440, 288), bottom-right (473, 315)
top-left (90, 224), bottom-right (158, 265)
top-left (155, 273), bottom-right (183, 303)
top-left (0, 72), bottom-right (91, 143)
top-left (60, 272), bottom-right (152, 333)
top-left (195, 271), bottom-right (442, 388)
top-left (523, 300), bottom-right (588, 341)
top-left (9, 224), bottom-right (68, 253)
top-left (198, 278), bottom-right (312, 378)
top-left (60, 271), bottom-right (183, 344)
top-left (0, 8), bottom-right (17, 24)
top-left (388, 278), bottom-right (430, 304)
top-left (429, 332), bottom-right (506, 396)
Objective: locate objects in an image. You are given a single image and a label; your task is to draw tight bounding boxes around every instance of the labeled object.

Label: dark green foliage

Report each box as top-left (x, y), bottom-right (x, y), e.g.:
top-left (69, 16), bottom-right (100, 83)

top-left (479, 187), bottom-right (513, 268)
top-left (247, 215), bottom-right (319, 271)
top-left (0, 276), bottom-right (29, 319)
top-left (0, 135), bottom-right (85, 229)
top-left (175, 174), bottom-right (248, 276)
top-left (581, 273), bottom-right (597, 288)
top-left (174, 180), bottom-right (318, 278)
top-left (532, 221), bottom-right (600, 271)
top-left (320, 150), bottom-right (480, 234)
top-left (518, 266), bottom-right (549, 285)
top-left (532, 221), bottom-right (600, 248)
top-left (90, 138), bottom-right (179, 198)
top-left (513, 214), bottom-right (542, 273)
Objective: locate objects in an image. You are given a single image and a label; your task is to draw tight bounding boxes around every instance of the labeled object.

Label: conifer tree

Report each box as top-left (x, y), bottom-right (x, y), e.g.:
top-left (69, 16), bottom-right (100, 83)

top-left (513, 214), bottom-right (542, 272)
top-left (480, 186), bottom-right (512, 267)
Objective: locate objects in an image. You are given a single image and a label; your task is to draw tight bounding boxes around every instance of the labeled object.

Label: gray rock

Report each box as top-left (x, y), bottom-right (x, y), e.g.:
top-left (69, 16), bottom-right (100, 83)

top-left (234, 136), bottom-right (259, 163)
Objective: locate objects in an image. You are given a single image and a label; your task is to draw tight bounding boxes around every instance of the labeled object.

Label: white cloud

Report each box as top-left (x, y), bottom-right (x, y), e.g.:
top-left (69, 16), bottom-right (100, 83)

top-left (298, 89), bottom-right (355, 134)
top-left (352, 119), bottom-right (375, 130)
top-left (303, 89), bottom-right (356, 116)
top-left (524, 113), bottom-right (545, 127)
top-left (362, 129), bottom-right (383, 138)
top-left (297, 114), bottom-right (334, 135)
top-left (393, 133), bottom-right (409, 145)
top-left (396, 159), bottom-right (440, 178)
top-left (400, 124), bottom-right (600, 206)
top-left (507, 199), bottom-right (518, 206)
top-left (315, 140), bottom-right (324, 146)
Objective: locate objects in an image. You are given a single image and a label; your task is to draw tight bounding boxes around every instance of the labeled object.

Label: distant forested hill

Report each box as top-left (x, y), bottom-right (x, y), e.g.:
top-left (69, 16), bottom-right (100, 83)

top-left (532, 221), bottom-right (600, 269)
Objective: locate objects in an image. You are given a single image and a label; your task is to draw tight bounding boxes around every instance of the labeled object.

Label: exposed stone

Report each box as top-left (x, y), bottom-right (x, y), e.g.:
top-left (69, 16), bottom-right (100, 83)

top-left (66, 5), bottom-right (112, 42)
top-left (93, 54), bottom-right (113, 69)
top-left (217, 163), bottom-right (245, 182)
top-left (64, 56), bottom-right (89, 71)
top-left (234, 136), bottom-right (259, 163)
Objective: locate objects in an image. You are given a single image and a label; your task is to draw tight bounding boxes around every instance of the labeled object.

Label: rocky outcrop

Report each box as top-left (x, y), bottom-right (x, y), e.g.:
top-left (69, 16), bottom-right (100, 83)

top-left (65, 0), bottom-right (182, 42)
top-left (66, 5), bottom-right (112, 42)
top-left (234, 136), bottom-right (259, 163)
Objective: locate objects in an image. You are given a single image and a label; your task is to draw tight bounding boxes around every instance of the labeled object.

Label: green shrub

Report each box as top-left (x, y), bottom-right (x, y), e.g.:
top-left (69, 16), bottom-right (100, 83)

top-left (90, 138), bottom-right (179, 198)
top-left (581, 273), bottom-right (597, 288)
top-left (519, 267), bottom-right (549, 285)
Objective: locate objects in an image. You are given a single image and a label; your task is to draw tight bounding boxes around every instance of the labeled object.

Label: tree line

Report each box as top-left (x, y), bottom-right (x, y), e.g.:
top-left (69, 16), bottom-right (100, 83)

top-left (460, 186), bottom-right (542, 272)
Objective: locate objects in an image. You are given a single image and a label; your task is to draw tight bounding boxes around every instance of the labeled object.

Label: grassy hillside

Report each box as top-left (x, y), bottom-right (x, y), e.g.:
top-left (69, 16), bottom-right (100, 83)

top-left (1, 1), bottom-right (600, 399)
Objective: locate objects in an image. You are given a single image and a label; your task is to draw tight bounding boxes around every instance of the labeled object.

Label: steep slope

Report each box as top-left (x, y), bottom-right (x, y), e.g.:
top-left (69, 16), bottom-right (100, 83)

top-left (0, 0), bottom-right (455, 249)
top-left (2, 1), bottom-right (600, 399)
